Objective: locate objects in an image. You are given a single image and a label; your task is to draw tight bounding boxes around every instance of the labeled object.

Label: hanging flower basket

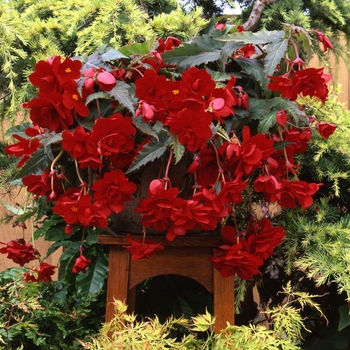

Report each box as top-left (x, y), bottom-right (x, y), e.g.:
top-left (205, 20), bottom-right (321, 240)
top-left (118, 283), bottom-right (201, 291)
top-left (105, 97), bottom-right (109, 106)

top-left (1, 21), bottom-right (336, 286)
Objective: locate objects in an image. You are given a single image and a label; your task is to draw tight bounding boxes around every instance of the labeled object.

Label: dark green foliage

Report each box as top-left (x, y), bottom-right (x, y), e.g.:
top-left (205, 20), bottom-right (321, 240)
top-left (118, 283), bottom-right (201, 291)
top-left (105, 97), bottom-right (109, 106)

top-left (0, 267), bottom-right (105, 349)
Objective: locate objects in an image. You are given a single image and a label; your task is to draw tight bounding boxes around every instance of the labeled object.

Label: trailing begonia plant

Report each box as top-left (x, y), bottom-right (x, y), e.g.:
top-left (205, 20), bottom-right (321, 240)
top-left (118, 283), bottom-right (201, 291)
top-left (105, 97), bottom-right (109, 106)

top-left (1, 19), bottom-right (336, 290)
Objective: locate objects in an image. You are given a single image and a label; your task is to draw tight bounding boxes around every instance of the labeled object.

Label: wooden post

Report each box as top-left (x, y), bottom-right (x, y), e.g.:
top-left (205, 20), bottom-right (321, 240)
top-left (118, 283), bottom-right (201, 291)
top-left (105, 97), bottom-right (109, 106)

top-left (99, 234), bottom-right (235, 332)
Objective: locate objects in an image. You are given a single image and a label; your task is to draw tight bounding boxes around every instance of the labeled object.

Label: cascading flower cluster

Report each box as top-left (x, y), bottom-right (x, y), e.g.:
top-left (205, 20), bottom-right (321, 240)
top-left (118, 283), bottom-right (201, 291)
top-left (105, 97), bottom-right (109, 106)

top-left (2, 24), bottom-right (336, 282)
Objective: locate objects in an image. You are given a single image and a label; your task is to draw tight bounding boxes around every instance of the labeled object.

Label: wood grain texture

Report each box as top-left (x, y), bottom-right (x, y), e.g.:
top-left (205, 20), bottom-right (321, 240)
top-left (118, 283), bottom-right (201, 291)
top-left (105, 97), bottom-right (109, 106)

top-left (101, 234), bottom-right (235, 331)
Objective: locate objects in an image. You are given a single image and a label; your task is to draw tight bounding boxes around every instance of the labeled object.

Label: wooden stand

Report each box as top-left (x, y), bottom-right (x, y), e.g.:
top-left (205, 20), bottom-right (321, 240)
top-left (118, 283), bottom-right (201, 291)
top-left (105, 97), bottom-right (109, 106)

top-left (98, 234), bottom-right (235, 332)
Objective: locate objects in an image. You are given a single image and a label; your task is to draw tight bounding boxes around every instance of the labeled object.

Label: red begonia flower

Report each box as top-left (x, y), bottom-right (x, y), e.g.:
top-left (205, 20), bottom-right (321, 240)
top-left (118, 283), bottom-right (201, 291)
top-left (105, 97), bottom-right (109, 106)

top-left (135, 180), bottom-right (183, 233)
top-left (180, 67), bottom-right (216, 100)
top-left (62, 126), bottom-right (101, 169)
top-left (96, 71), bottom-right (117, 92)
top-left (267, 74), bottom-right (296, 101)
top-left (234, 44), bottom-right (255, 58)
top-left (276, 110), bottom-right (288, 126)
top-left (135, 69), bottom-right (168, 100)
top-left (216, 175), bottom-right (248, 207)
top-left (29, 56), bottom-right (62, 94)
top-left (211, 240), bottom-right (263, 279)
top-left (253, 174), bottom-right (281, 195)
top-left (0, 239), bottom-right (39, 266)
top-left (72, 254), bottom-right (91, 274)
top-left (277, 180), bottom-right (322, 209)
top-left (62, 80), bottom-right (89, 117)
top-left (22, 168), bottom-right (59, 198)
top-left (24, 262), bottom-right (57, 282)
top-left (291, 67), bottom-right (331, 103)
top-left (5, 134), bottom-right (41, 168)
top-left (246, 218), bottom-right (286, 260)
top-left (155, 36), bottom-right (182, 53)
top-left (92, 169), bottom-right (137, 215)
top-left (220, 126), bottom-right (275, 176)
top-left (315, 30), bottom-right (334, 52)
top-left (91, 114), bottom-right (136, 157)
top-left (123, 233), bottom-right (164, 260)
top-left (53, 194), bottom-right (108, 228)
top-left (24, 92), bottom-right (74, 132)
top-left (56, 57), bottom-right (82, 84)
top-left (316, 121), bottom-right (337, 140)
top-left (207, 87), bottom-right (237, 123)
top-left (169, 109), bottom-right (212, 152)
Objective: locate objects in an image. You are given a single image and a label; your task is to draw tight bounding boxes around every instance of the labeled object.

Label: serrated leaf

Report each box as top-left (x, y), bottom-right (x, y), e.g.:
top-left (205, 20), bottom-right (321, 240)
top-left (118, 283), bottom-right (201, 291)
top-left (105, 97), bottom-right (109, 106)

top-left (219, 30), bottom-right (284, 44)
top-left (170, 137), bottom-right (185, 164)
top-left (76, 254), bottom-right (108, 296)
top-left (258, 110), bottom-right (278, 133)
top-left (235, 57), bottom-right (267, 89)
top-left (101, 48), bottom-right (127, 61)
top-left (248, 98), bottom-right (274, 120)
top-left (0, 199), bottom-right (24, 215)
top-left (40, 132), bottom-right (62, 147)
top-left (119, 37), bottom-right (156, 56)
top-left (268, 97), bottom-right (306, 125)
top-left (5, 122), bottom-right (33, 138)
top-left (193, 35), bottom-right (225, 52)
top-left (108, 82), bottom-right (135, 115)
top-left (85, 91), bottom-right (111, 105)
top-left (126, 132), bottom-right (170, 174)
top-left (220, 41), bottom-right (245, 69)
top-left (133, 116), bottom-right (159, 140)
top-left (15, 148), bottom-right (51, 179)
top-left (162, 40), bottom-right (222, 70)
top-left (264, 38), bottom-right (289, 77)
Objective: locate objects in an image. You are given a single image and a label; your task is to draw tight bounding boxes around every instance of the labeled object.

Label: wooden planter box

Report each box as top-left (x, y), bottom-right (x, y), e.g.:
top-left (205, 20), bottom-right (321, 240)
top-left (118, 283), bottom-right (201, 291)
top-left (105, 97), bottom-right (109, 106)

top-left (98, 234), bottom-right (234, 332)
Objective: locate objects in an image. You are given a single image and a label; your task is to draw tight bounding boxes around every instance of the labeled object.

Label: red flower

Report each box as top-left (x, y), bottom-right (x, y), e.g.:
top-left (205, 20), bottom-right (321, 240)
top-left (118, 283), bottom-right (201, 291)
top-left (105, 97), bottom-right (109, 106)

top-left (62, 126), bottom-right (101, 169)
top-left (278, 180), bottom-right (322, 209)
top-left (96, 71), bottom-right (117, 92)
top-left (5, 134), bottom-right (41, 168)
top-left (92, 169), bottom-right (137, 215)
top-left (216, 175), bottom-right (248, 207)
top-left (24, 92), bottom-right (74, 132)
top-left (215, 23), bottom-right (225, 30)
top-left (276, 110), bottom-right (288, 126)
top-left (211, 240), bottom-right (263, 279)
top-left (315, 30), bottom-right (334, 52)
top-left (29, 56), bottom-right (62, 94)
top-left (56, 57), bottom-right (82, 84)
top-left (62, 80), bottom-right (89, 117)
top-left (0, 239), bottom-right (39, 266)
top-left (22, 169), bottom-right (55, 198)
top-left (123, 233), bottom-right (164, 260)
top-left (135, 69), bottom-right (168, 100)
top-left (267, 74), bottom-right (296, 101)
top-left (135, 180), bottom-right (183, 233)
top-left (169, 109), bottom-right (212, 152)
top-left (91, 114), bottom-right (136, 157)
top-left (291, 67), bottom-right (331, 103)
top-left (246, 218), bottom-right (286, 260)
top-left (72, 254), bottom-right (91, 274)
top-left (253, 175), bottom-right (281, 195)
top-left (207, 87), bottom-right (237, 123)
top-left (53, 194), bottom-right (108, 228)
top-left (316, 122), bottom-right (337, 140)
top-left (220, 126), bottom-right (275, 176)
top-left (155, 36), bottom-right (182, 53)
top-left (24, 262), bottom-right (57, 282)
top-left (180, 67), bottom-right (216, 100)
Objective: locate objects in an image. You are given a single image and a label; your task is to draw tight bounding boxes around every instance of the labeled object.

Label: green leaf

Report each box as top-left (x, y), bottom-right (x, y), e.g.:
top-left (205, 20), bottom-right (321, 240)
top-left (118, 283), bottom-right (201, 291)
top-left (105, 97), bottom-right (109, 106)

top-left (220, 41), bottom-right (245, 69)
top-left (15, 148), bottom-right (52, 179)
top-left (40, 132), bottom-right (63, 148)
top-left (0, 199), bottom-right (24, 215)
top-left (162, 37), bottom-right (224, 70)
top-left (264, 38), bottom-right (289, 77)
top-left (268, 97), bottom-right (306, 125)
top-left (119, 37), bottom-right (156, 56)
top-left (235, 57), bottom-right (267, 89)
top-left (219, 30), bottom-right (285, 44)
top-left (126, 132), bottom-right (171, 174)
top-left (85, 91), bottom-right (111, 105)
top-left (5, 122), bottom-right (33, 138)
top-left (34, 216), bottom-right (65, 239)
top-left (108, 82), bottom-right (135, 115)
top-left (15, 209), bottom-right (36, 223)
top-left (258, 110), bottom-right (277, 133)
top-left (338, 304), bottom-right (350, 331)
top-left (170, 136), bottom-right (185, 164)
top-left (133, 116), bottom-right (159, 140)
top-left (101, 48), bottom-right (127, 61)
top-left (76, 254), bottom-right (108, 296)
